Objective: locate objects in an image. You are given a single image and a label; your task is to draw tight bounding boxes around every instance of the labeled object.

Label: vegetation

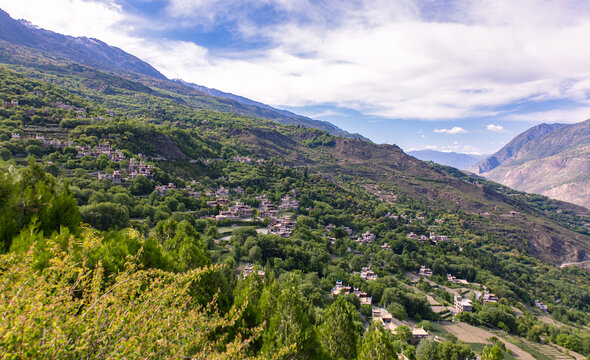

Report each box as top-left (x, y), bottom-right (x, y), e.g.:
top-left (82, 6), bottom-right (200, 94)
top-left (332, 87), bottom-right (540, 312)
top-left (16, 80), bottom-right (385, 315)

top-left (0, 56), bottom-right (590, 360)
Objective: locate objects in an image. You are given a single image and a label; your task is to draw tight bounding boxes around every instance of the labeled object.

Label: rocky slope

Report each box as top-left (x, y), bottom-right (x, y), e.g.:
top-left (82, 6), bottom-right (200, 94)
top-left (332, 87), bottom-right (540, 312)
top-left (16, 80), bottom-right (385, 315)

top-left (473, 119), bottom-right (590, 209)
top-left (470, 123), bottom-right (565, 174)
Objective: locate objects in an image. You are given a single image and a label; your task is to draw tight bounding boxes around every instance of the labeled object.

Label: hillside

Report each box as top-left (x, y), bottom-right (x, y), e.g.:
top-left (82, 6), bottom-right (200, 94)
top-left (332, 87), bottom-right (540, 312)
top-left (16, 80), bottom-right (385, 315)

top-left (407, 150), bottom-right (488, 170)
top-left (470, 123), bottom-right (565, 174)
top-left (473, 119), bottom-right (590, 210)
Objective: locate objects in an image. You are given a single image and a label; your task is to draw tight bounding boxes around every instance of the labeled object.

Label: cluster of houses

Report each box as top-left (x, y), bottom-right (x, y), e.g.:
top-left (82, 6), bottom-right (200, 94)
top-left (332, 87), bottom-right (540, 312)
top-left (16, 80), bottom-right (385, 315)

top-left (372, 307), bottom-right (429, 344)
top-left (98, 157), bottom-right (156, 183)
top-left (429, 232), bottom-right (451, 243)
top-left (447, 274), bottom-right (469, 285)
top-left (329, 281), bottom-right (372, 306)
top-left (77, 142), bottom-right (126, 162)
top-left (52, 101), bottom-right (88, 115)
top-left (419, 265), bottom-right (433, 277)
top-left (406, 232), bottom-right (451, 243)
top-left (98, 171), bottom-right (122, 183)
top-left (216, 202), bottom-right (255, 221)
top-left (453, 295), bottom-right (473, 313)
top-left (278, 192), bottom-right (299, 210)
top-left (242, 264), bottom-right (265, 278)
top-left (154, 183), bottom-right (202, 199)
top-left (127, 158), bottom-right (153, 179)
top-left (454, 290), bottom-right (499, 314)
top-left (206, 197), bottom-right (230, 207)
top-left (11, 133), bottom-right (74, 148)
top-left (231, 156), bottom-right (255, 164)
top-left (356, 231), bottom-right (376, 244)
top-left (475, 290), bottom-right (498, 305)
top-left (269, 217), bottom-right (297, 237)
top-left (258, 195), bottom-right (279, 218)
top-left (331, 280), bottom-right (351, 296)
top-left (360, 267), bottom-right (378, 281)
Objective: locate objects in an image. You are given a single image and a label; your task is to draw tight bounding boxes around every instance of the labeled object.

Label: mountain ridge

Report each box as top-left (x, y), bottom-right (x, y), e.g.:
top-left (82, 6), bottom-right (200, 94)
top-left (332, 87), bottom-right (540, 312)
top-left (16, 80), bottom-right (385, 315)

top-left (469, 122), bottom-right (565, 174)
top-left (473, 119), bottom-right (590, 210)
top-left (0, 8), bottom-right (365, 139)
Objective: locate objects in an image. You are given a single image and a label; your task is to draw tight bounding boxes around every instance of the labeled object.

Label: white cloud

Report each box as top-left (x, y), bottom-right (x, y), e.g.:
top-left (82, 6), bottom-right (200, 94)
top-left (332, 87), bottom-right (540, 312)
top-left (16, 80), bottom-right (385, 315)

top-left (507, 107), bottom-right (590, 123)
top-left (434, 127), bottom-right (468, 134)
top-left (4, 0), bottom-right (590, 122)
top-left (486, 124), bottom-right (505, 132)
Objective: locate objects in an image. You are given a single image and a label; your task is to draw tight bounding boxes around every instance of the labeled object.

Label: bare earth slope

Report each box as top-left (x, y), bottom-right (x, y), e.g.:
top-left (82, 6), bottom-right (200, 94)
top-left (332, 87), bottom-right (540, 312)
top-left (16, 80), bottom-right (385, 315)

top-left (478, 119), bottom-right (590, 210)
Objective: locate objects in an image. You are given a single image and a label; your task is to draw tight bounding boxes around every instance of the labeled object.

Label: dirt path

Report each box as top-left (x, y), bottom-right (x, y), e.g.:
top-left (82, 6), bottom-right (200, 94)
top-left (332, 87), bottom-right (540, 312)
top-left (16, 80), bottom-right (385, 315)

top-left (441, 322), bottom-right (535, 360)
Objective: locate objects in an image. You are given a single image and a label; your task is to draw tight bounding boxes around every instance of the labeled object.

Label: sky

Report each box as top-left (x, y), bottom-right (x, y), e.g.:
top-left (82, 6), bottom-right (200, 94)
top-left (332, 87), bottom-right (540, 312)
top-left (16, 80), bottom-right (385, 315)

top-left (2, 0), bottom-right (590, 155)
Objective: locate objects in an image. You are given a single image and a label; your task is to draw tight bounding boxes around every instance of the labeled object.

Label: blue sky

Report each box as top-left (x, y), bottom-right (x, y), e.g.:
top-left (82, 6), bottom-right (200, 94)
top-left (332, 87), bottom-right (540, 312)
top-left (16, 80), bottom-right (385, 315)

top-left (3, 0), bottom-right (590, 154)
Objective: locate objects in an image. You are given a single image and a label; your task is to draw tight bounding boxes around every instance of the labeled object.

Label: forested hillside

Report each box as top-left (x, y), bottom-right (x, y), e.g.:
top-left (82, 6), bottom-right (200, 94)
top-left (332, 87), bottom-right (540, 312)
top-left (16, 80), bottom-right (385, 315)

top-left (1, 58), bottom-right (590, 359)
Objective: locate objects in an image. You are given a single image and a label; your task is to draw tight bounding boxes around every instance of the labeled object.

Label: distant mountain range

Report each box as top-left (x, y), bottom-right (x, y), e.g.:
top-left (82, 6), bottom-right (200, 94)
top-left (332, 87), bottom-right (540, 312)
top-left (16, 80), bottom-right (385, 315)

top-left (0, 9), bottom-right (364, 140)
top-left (471, 120), bottom-right (590, 209)
top-left (407, 149), bottom-right (488, 170)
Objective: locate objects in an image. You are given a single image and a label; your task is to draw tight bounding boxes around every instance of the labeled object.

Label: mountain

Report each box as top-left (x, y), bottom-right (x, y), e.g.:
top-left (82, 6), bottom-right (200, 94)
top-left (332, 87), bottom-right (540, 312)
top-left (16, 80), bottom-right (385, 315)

top-left (0, 9), bottom-right (364, 140)
top-left (173, 79), bottom-right (367, 139)
top-left (473, 119), bottom-right (590, 209)
top-left (469, 123), bottom-right (565, 174)
top-left (407, 149), bottom-right (488, 170)
top-left (0, 9), bottom-right (166, 79)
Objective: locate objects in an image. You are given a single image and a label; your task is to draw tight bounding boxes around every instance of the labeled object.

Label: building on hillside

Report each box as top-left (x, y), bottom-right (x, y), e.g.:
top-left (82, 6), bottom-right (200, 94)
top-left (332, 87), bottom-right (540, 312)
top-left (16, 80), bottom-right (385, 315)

top-left (278, 193), bottom-right (299, 210)
top-left (269, 217), bottom-right (297, 238)
top-left (183, 187), bottom-right (201, 199)
top-left (215, 186), bottom-right (230, 197)
top-left (535, 300), bottom-right (548, 312)
top-left (360, 267), bottom-right (378, 281)
top-left (242, 264), bottom-right (265, 278)
top-left (419, 265), bottom-right (432, 277)
top-left (407, 232), bottom-right (418, 239)
top-left (356, 231), bottom-right (376, 244)
top-left (353, 288), bottom-right (372, 305)
top-left (98, 170), bottom-right (121, 183)
top-left (430, 232), bottom-right (450, 243)
top-left (258, 195), bottom-right (279, 218)
top-left (156, 183), bottom-right (176, 196)
top-left (331, 280), bottom-right (351, 296)
top-left (454, 295), bottom-right (472, 313)
top-left (207, 197), bottom-right (230, 207)
top-left (381, 242), bottom-right (392, 250)
top-left (447, 274), bottom-right (469, 285)
top-left (411, 326), bottom-right (429, 342)
top-left (475, 290), bottom-right (498, 304)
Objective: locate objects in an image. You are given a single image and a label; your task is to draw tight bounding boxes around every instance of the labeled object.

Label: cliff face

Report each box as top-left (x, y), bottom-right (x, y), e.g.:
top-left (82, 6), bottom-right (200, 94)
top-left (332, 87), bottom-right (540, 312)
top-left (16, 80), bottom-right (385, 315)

top-left (476, 119), bottom-right (590, 209)
top-left (470, 123), bottom-right (565, 174)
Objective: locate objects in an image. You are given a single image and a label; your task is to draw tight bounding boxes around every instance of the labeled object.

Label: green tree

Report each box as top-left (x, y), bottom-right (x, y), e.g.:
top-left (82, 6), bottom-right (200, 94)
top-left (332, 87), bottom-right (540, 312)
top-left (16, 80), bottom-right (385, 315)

top-left (317, 297), bottom-right (360, 359)
top-left (80, 202), bottom-right (129, 230)
top-left (151, 219), bottom-right (210, 272)
top-left (261, 279), bottom-right (319, 359)
top-left (357, 323), bottom-right (399, 360)
top-left (482, 344), bottom-right (504, 360)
